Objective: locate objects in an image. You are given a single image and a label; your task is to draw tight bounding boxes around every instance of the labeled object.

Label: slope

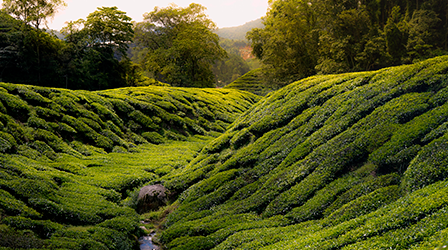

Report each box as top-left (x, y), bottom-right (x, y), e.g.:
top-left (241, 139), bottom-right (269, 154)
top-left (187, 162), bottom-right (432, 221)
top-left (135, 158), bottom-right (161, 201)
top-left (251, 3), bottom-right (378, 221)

top-left (214, 19), bottom-right (263, 40)
top-left (224, 68), bottom-right (274, 96)
top-left (159, 56), bottom-right (448, 249)
top-left (0, 84), bottom-right (260, 249)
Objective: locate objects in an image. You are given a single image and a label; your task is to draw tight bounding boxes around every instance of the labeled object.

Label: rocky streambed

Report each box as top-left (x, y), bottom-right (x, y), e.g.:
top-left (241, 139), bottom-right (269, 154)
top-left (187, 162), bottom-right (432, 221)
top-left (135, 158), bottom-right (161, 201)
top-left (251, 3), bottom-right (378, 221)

top-left (139, 232), bottom-right (159, 250)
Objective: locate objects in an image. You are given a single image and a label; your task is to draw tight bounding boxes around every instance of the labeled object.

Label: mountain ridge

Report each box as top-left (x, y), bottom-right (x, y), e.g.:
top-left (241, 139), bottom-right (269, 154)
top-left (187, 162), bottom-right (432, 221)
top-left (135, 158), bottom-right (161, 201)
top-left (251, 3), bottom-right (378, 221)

top-left (215, 19), bottom-right (263, 40)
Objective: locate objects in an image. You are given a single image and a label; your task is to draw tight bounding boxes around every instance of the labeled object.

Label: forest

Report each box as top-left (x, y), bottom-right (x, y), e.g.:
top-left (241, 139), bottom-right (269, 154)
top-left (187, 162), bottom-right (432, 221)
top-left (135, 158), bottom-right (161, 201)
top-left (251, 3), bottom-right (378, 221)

top-left (248, 0), bottom-right (448, 86)
top-left (0, 2), bottom-right (254, 90)
top-left (2, 0), bottom-right (447, 90)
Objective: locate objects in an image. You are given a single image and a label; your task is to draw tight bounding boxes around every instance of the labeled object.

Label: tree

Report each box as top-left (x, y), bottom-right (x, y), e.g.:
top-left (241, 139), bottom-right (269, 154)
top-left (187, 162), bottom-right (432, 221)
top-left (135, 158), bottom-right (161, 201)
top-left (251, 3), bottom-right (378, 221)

top-left (247, 0), bottom-right (319, 86)
top-left (83, 7), bottom-right (134, 57)
top-left (247, 0), bottom-right (448, 85)
top-left (61, 7), bottom-right (134, 90)
top-left (384, 6), bottom-right (407, 63)
top-left (2, 0), bottom-right (66, 29)
top-left (407, 9), bottom-right (441, 60)
top-left (0, 8), bottom-right (65, 85)
top-left (133, 3), bottom-right (227, 87)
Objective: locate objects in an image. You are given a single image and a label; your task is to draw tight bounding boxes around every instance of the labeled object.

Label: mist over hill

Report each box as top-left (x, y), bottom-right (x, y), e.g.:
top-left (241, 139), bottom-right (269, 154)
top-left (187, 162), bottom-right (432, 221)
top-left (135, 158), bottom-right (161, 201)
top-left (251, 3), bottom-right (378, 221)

top-left (215, 19), bottom-right (263, 40)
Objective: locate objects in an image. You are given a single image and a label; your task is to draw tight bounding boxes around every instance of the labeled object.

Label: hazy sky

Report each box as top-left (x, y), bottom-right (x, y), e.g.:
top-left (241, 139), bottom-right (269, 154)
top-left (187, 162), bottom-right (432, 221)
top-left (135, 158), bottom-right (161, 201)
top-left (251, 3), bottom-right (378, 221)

top-left (47, 0), bottom-right (269, 31)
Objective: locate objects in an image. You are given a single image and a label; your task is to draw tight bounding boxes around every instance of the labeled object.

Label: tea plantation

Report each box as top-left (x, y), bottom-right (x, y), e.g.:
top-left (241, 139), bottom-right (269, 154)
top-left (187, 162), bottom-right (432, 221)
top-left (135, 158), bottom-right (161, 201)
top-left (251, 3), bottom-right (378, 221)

top-left (160, 56), bottom-right (448, 249)
top-left (0, 84), bottom-right (259, 249)
top-left (2, 56), bottom-right (448, 250)
top-left (224, 69), bottom-right (274, 96)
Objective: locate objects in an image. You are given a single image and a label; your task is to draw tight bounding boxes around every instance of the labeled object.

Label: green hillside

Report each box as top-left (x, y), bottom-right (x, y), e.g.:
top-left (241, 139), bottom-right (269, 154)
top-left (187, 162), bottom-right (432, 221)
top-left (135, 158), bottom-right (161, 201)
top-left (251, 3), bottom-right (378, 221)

top-left (224, 69), bottom-right (274, 96)
top-left (0, 84), bottom-right (260, 249)
top-left (2, 56), bottom-right (448, 250)
top-left (158, 56), bottom-right (448, 249)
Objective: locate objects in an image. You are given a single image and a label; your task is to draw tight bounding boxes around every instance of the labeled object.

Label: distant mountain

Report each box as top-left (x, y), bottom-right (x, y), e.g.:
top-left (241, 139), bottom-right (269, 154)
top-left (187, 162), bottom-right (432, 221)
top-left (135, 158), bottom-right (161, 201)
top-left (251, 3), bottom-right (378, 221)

top-left (215, 19), bottom-right (264, 40)
top-left (45, 29), bottom-right (65, 40)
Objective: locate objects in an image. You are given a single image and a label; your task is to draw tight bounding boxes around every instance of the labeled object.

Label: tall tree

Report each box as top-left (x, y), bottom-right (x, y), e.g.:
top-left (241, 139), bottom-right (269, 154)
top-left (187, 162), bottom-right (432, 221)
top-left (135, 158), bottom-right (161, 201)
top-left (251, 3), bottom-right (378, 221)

top-left (133, 3), bottom-right (227, 87)
top-left (0, 4), bottom-right (65, 85)
top-left (247, 0), bottom-right (319, 86)
top-left (83, 6), bottom-right (134, 57)
top-left (2, 0), bottom-right (66, 29)
top-left (61, 7), bottom-right (134, 90)
top-left (248, 0), bottom-right (448, 86)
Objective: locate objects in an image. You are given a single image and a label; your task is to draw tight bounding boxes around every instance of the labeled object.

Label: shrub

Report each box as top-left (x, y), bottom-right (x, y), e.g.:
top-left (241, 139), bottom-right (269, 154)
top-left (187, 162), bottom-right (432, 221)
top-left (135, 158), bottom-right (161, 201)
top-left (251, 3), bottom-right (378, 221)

top-left (0, 131), bottom-right (17, 153)
top-left (142, 131), bottom-right (165, 144)
top-left (129, 110), bottom-right (159, 131)
top-left (0, 189), bottom-right (41, 218)
top-left (323, 185), bottom-right (402, 226)
top-left (3, 216), bottom-right (63, 239)
top-left (402, 133), bottom-right (448, 192)
top-left (0, 224), bottom-right (45, 249)
top-left (35, 106), bottom-right (61, 119)
top-left (16, 86), bottom-right (51, 105)
top-left (29, 140), bottom-right (58, 160)
top-left (0, 91), bottom-right (30, 119)
top-left (109, 98), bottom-right (135, 114)
top-left (112, 146), bottom-right (128, 153)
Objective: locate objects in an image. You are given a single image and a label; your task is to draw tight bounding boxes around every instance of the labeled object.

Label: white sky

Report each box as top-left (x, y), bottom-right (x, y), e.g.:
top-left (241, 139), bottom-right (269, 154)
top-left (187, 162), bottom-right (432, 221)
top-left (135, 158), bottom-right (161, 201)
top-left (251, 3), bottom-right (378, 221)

top-left (46, 0), bottom-right (269, 31)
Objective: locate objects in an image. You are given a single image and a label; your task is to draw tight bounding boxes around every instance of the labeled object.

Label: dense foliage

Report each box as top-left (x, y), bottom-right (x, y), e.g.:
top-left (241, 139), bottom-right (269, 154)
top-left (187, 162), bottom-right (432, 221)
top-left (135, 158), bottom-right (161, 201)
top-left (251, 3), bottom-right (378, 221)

top-left (158, 56), bottom-right (448, 249)
top-left (0, 3), bottom-right (237, 89)
top-left (0, 6), bottom-right (137, 90)
top-left (2, 0), bottom-right (66, 29)
top-left (212, 39), bottom-right (252, 87)
top-left (0, 82), bottom-right (259, 249)
top-left (132, 4), bottom-right (227, 88)
top-left (248, 0), bottom-right (448, 86)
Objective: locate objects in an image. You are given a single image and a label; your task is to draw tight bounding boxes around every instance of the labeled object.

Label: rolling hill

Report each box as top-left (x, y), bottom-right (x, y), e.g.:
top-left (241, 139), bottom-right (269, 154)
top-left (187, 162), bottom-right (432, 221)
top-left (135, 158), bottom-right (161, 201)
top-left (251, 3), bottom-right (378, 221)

top-left (0, 84), bottom-right (259, 249)
top-left (224, 68), bottom-right (274, 96)
top-left (158, 56), bottom-right (448, 249)
top-left (1, 56), bottom-right (448, 250)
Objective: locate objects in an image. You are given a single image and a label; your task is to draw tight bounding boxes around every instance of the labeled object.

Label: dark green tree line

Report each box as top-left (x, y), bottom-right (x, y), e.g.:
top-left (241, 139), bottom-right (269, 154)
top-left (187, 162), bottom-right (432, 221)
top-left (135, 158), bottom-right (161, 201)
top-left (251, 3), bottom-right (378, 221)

top-left (248, 0), bottom-right (448, 87)
top-left (0, 2), bottom-right (136, 90)
top-left (1, 2), bottom-right (245, 89)
top-left (61, 6), bottom-right (134, 90)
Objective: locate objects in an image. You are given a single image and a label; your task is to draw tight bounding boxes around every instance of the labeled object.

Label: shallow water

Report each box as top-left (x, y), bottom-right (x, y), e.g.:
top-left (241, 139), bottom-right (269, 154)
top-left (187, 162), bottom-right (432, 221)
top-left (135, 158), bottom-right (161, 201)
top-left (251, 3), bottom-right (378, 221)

top-left (139, 233), bottom-right (159, 250)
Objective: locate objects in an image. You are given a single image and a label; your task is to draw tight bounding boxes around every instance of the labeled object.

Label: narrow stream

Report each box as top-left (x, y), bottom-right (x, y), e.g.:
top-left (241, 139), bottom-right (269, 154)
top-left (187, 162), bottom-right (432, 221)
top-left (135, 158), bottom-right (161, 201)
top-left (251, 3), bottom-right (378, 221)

top-left (139, 232), bottom-right (159, 250)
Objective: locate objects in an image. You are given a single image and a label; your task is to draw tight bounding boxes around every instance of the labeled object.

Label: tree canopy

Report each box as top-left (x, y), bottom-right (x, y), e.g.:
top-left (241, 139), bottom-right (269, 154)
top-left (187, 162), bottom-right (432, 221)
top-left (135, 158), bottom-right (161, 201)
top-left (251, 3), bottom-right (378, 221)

top-left (248, 0), bottom-right (448, 87)
top-left (0, 4), bottom-right (137, 90)
top-left (133, 3), bottom-right (227, 88)
top-left (2, 0), bottom-right (66, 29)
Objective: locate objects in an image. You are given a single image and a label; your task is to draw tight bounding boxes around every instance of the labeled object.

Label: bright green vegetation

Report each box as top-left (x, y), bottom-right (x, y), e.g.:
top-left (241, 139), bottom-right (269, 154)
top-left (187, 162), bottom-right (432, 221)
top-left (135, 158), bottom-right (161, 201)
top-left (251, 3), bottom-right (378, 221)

top-left (159, 55), bottom-right (448, 249)
top-left (225, 69), bottom-right (274, 96)
top-left (0, 83), bottom-right (260, 249)
top-left (3, 55), bottom-right (448, 250)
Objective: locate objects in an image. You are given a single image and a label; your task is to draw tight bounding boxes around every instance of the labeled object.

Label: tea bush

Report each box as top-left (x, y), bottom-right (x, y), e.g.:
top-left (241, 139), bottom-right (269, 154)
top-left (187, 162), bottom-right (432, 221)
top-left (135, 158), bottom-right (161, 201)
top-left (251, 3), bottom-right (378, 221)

top-left (0, 82), bottom-right (258, 249)
top-left (161, 56), bottom-right (448, 249)
top-left (224, 69), bottom-right (274, 96)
